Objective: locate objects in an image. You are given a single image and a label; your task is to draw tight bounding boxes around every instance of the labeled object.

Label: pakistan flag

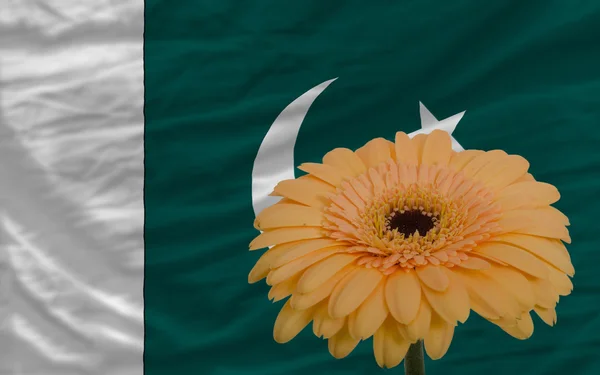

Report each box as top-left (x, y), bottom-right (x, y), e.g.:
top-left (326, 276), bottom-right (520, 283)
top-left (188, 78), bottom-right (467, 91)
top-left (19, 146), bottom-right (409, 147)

top-left (145, 1), bottom-right (600, 374)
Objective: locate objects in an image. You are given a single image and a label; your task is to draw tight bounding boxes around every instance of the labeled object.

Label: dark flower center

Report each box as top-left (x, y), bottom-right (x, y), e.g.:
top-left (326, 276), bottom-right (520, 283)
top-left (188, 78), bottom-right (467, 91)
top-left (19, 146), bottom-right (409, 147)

top-left (387, 210), bottom-right (436, 237)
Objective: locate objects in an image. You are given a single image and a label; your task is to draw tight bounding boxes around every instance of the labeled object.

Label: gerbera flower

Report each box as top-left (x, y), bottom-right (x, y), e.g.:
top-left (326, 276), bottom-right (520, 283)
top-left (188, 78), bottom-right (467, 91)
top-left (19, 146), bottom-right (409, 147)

top-left (248, 129), bottom-right (574, 369)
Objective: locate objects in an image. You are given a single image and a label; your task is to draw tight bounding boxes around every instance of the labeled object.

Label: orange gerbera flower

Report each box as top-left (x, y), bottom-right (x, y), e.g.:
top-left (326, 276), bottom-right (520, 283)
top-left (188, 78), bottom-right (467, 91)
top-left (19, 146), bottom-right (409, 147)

top-left (248, 129), bottom-right (574, 368)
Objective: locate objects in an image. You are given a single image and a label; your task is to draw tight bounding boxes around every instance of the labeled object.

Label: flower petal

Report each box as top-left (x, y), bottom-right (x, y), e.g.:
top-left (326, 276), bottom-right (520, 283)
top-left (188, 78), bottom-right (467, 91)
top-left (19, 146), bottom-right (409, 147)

top-left (291, 265), bottom-right (355, 310)
top-left (468, 293), bottom-right (502, 320)
top-left (268, 273), bottom-right (302, 302)
top-left (490, 234), bottom-right (574, 276)
top-left (373, 318), bottom-right (411, 368)
top-left (297, 253), bottom-right (359, 293)
top-left (495, 311), bottom-right (534, 340)
top-left (272, 238), bottom-right (341, 268)
top-left (267, 247), bottom-right (343, 286)
top-left (368, 168), bottom-right (386, 196)
top-left (329, 267), bottom-right (383, 318)
top-left (424, 313), bottom-right (454, 360)
top-left (254, 203), bottom-right (323, 230)
top-left (273, 300), bottom-right (316, 343)
top-left (529, 277), bottom-right (559, 309)
top-left (313, 301), bottom-right (345, 338)
top-left (461, 150), bottom-right (507, 179)
top-left (323, 148), bottom-right (367, 177)
top-left (515, 173), bottom-right (535, 183)
top-left (485, 265), bottom-right (536, 310)
top-left (250, 227), bottom-right (325, 250)
top-left (416, 265), bottom-right (450, 292)
top-left (475, 243), bottom-right (549, 279)
top-left (272, 176), bottom-right (335, 208)
top-left (411, 134), bottom-right (428, 164)
top-left (457, 256), bottom-right (491, 270)
top-left (448, 150), bottom-right (484, 172)
top-left (394, 132), bottom-right (418, 165)
top-left (356, 138), bottom-right (394, 169)
top-left (351, 281), bottom-right (389, 339)
top-left (298, 162), bottom-right (345, 187)
top-left (421, 268), bottom-right (470, 324)
top-left (534, 306), bottom-right (557, 326)
top-left (386, 270), bottom-right (421, 324)
top-left (494, 181), bottom-right (560, 210)
top-left (456, 269), bottom-right (521, 319)
top-left (472, 155), bottom-right (529, 190)
top-left (248, 241), bottom-right (302, 283)
top-left (328, 326), bottom-right (360, 359)
top-left (405, 299), bottom-right (432, 341)
top-left (546, 265), bottom-right (573, 296)
top-left (421, 130), bottom-right (452, 166)
top-left (496, 208), bottom-right (571, 243)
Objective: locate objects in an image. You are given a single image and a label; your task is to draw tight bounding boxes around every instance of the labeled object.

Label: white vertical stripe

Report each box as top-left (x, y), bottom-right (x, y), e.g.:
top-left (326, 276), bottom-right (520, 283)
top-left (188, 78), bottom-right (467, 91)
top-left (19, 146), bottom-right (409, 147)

top-left (0, 1), bottom-right (144, 374)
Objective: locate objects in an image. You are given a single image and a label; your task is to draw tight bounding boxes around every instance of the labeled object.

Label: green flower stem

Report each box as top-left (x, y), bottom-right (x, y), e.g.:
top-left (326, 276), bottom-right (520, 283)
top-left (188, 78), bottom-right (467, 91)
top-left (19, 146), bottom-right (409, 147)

top-left (404, 341), bottom-right (426, 375)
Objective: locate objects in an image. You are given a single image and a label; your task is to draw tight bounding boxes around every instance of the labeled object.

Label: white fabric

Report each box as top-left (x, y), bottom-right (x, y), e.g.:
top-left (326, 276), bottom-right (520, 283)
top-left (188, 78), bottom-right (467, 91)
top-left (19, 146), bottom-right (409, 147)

top-left (0, 1), bottom-right (144, 374)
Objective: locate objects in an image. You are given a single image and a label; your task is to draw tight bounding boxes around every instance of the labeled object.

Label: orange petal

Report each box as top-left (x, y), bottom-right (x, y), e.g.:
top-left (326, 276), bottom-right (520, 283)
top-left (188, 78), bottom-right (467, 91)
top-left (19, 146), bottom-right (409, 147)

top-left (297, 253), bottom-right (358, 293)
top-left (534, 306), bottom-right (557, 326)
top-left (416, 265), bottom-right (450, 292)
top-left (351, 281), bottom-right (389, 339)
top-left (424, 313), bottom-right (454, 360)
top-left (467, 292), bottom-right (502, 320)
top-left (394, 132), bottom-right (418, 165)
top-left (529, 277), bottom-right (559, 309)
top-left (250, 227), bottom-right (325, 250)
top-left (385, 270), bottom-right (421, 324)
top-left (490, 234), bottom-right (574, 276)
top-left (460, 150), bottom-right (507, 179)
top-left (268, 273), bottom-right (301, 302)
top-left (272, 176), bottom-right (335, 208)
top-left (515, 173), bottom-right (535, 183)
top-left (290, 265), bottom-right (355, 310)
top-left (485, 265), bottom-right (536, 310)
top-left (356, 138), bottom-right (394, 169)
top-left (421, 130), bottom-right (452, 166)
top-left (329, 267), bottom-right (383, 318)
top-left (494, 181), bottom-right (560, 210)
top-left (267, 247), bottom-right (343, 285)
top-left (475, 243), bottom-right (549, 279)
top-left (546, 265), bottom-right (573, 296)
top-left (405, 299), bottom-right (432, 341)
top-left (272, 238), bottom-right (341, 268)
top-left (421, 268), bottom-right (470, 324)
top-left (411, 134), bottom-right (428, 164)
top-left (472, 155), bottom-right (529, 190)
top-left (248, 241), bottom-right (302, 283)
top-left (273, 300), bottom-right (317, 343)
top-left (254, 203), bottom-right (323, 230)
top-left (373, 318), bottom-right (411, 368)
top-left (457, 256), bottom-right (491, 270)
top-left (328, 326), bottom-right (360, 359)
top-left (448, 150), bottom-right (484, 172)
top-left (495, 311), bottom-right (534, 340)
top-left (456, 269), bottom-right (521, 319)
top-left (312, 301), bottom-right (346, 338)
top-left (323, 147), bottom-right (367, 177)
top-left (298, 162), bottom-right (345, 187)
top-left (496, 208), bottom-right (570, 243)
top-left (368, 168), bottom-right (386, 196)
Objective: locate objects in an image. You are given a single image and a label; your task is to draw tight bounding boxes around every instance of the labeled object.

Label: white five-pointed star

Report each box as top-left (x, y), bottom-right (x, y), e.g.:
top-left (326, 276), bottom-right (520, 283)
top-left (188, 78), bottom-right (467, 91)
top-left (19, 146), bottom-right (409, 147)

top-left (408, 102), bottom-right (466, 151)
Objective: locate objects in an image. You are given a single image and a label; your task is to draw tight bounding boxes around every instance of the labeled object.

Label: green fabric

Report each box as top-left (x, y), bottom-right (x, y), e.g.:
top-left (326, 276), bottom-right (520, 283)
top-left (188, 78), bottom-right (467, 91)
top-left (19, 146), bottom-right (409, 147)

top-left (145, 1), bottom-right (600, 374)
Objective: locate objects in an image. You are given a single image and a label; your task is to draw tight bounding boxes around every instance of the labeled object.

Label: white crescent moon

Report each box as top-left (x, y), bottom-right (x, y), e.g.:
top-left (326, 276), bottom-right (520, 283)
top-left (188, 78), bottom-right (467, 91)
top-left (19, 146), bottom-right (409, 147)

top-left (251, 78), bottom-right (338, 217)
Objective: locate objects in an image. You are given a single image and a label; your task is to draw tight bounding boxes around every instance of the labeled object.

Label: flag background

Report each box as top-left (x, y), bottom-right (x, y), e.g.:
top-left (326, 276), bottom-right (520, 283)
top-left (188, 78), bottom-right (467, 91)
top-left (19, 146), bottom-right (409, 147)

top-left (145, 1), bottom-right (600, 374)
top-left (1, 1), bottom-right (144, 374)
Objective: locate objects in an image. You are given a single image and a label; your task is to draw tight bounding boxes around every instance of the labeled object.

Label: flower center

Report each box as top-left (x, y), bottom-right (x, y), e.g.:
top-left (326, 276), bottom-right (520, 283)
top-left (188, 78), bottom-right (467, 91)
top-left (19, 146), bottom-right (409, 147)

top-left (322, 160), bottom-right (503, 274)
top-left (386, 210), bottom-right (437, 237)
